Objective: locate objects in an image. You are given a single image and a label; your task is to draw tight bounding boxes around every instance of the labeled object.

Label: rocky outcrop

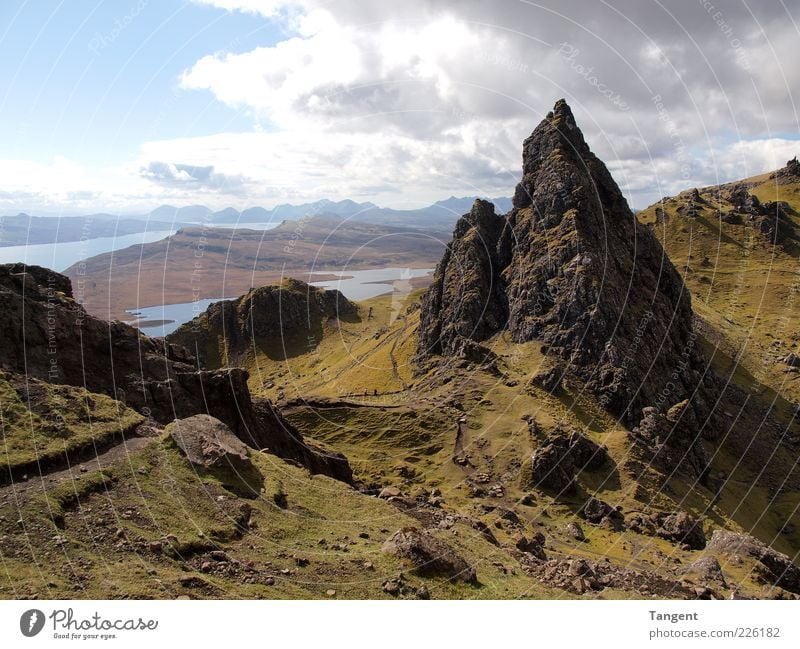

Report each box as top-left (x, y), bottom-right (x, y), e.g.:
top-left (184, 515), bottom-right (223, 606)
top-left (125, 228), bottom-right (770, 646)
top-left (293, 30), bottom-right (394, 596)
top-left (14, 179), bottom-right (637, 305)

top-left (724, 184), bottom-right (796, 246)
top-left (773, 156), bottom-right (800, 183)
top-left (416, 199), bottom-right (511, 357)
top-left (656, 511), bottom-right (706, 550)
top-left (707, 530), bottom-right (800, 594)
top-left (632, 401), bottom-right (710, 481)
top-left (0, 263), bottom-right (352, 483)
top-left (382, 527), bottom-right (477, 583)
top-left (167, 415), bottom-right (252, 470)
top-left (580, 497), bottom-right (622, 526)
top-left (167, 278), bottom-right (357, 367)
top-left (523, 425), bottom-right (609, 495)
top-left (417, 100), bottom-right (714, 428)
top-left (624, 509), bottom-right (706, 550)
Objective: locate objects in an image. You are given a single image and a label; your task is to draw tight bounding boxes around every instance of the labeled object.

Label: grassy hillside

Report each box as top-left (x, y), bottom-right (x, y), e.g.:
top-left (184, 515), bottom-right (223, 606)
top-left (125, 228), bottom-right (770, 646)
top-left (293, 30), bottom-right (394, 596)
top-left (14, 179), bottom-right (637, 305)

top-left (0, 432), bottom-right (562, 599)
top-left (0, 371), bottom-right (142, 480)
top-left (638, 164), bottom-right (800, 407)
top-left (211, 278), bottom-right (797, 597)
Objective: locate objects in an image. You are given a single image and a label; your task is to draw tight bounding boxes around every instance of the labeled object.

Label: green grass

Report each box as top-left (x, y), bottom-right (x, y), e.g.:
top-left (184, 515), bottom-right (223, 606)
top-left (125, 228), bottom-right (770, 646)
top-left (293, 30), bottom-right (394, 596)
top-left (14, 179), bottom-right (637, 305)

top-left (0, 436), bottom-right (562, 599)
top-left (0, 371), bottom-right (142, 473)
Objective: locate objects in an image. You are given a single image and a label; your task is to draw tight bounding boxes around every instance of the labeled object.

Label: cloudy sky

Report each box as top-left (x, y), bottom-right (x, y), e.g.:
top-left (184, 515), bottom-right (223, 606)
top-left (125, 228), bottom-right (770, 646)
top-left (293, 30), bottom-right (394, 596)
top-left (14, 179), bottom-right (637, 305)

top-left (0, 0), bottom-right (798, 214)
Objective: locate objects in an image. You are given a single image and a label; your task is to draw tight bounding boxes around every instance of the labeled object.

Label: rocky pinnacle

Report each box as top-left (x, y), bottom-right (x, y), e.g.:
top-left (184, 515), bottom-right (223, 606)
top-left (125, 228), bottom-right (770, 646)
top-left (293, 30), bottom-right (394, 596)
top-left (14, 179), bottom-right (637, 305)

top-left (418, 99), bottom-right (718, 437)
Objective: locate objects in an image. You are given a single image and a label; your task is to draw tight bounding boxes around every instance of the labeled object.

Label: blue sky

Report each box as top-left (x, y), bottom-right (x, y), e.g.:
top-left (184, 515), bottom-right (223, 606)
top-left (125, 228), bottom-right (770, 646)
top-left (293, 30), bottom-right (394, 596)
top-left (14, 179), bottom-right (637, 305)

top-left (0, 0), bottom-right (798, 214)
top-left (0, 1), bottom-right (271, 165)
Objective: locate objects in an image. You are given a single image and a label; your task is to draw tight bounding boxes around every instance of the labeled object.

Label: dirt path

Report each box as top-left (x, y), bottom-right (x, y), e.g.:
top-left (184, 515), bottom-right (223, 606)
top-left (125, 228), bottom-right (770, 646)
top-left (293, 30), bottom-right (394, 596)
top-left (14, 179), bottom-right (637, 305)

top-left (387, 317), bottom-right (410, 390)
top-left (0, 436), bottom-right (155, 507)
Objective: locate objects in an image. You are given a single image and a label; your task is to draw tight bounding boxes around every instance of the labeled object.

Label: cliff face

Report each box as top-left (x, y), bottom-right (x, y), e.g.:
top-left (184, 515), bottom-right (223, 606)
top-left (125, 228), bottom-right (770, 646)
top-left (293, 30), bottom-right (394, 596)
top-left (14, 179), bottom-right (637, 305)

top-left (416, 199), bottom-right (511, 357)
top-left (167, 278), bottom-right (357, 367)
top-left (418, 100), bottom-right (716, 431)
top-left (0, 263), bottom-right (352, 482)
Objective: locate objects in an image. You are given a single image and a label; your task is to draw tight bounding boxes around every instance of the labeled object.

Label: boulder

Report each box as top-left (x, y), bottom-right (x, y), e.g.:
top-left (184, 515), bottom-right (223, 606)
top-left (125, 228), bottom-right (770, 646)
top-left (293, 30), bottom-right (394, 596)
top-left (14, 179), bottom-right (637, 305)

top-left (529, 441), bottom-right (576, 494)
top-left (625, 512), bottom-right (658, 536)
top-left (524, 426), bottom-right (609, 496)
top-left (580, 497), bottom-right (621, 525)
top-left (167, 415), bottom-right (252, 470)
top-left (378, 486), bottom-right (402, 499)
top-left (632, 402), bottom-right (710, 481)
top-left (515, 534), bottom-right (547, 560)
top-left (781, 352), bottom-right (800, 368)
top-left (682, 556), bottom-right (726, 585)
top-left (382, 527), bottom-right (477, 583)
top-left (566, 522), bottom-right (586, 542)
top-left (656, 511), bottom-right (706, 550)
top-left (566, 429), bottom-right (609, 470)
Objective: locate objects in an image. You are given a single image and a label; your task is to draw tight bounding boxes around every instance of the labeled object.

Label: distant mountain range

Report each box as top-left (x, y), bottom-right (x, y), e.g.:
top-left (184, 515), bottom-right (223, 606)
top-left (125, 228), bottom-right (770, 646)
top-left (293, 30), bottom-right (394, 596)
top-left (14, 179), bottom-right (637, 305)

top-left (2, 195), bottom-right (513, 246)
top-left (144, 196), bottom-right (513, 229)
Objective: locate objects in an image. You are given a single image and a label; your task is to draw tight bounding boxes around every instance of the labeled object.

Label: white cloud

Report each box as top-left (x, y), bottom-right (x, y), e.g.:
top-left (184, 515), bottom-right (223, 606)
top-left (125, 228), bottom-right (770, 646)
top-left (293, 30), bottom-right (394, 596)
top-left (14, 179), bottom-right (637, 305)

top-left (4, 0), bottom-right (799, 213)
top-left (135, 121), bottom-right (520, 208)
top-left (190, 0), bottom-right (300, 18)
top-left (181, 11), bottom-right (511, 134)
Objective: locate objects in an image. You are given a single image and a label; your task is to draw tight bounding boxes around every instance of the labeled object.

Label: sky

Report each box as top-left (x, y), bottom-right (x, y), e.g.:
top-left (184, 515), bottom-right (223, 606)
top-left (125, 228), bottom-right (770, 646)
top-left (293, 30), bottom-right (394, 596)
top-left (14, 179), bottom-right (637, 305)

top-left (0, 0), bottom-right (798, 214)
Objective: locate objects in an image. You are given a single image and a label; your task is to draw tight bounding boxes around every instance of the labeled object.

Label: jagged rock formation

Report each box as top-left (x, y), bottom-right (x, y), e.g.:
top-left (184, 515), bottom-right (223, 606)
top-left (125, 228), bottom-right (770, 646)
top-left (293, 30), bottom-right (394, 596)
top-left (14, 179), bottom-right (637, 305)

top-left (167, 278), bottom-right (358, 367)
top-left (722, 184), bottom-right (796, 246)
top-left (773, 156), bottom-right (800, 183)
top-left (631, 401), bottom-right (711, 481)
top-left (521, 424), bottom-right (609, 494)
top-left (0, 263), bottom-right (352, 483)
top-left (417, 100), bottom-right (714, 432)
top-left (416, 198), bottom-right (511, 358)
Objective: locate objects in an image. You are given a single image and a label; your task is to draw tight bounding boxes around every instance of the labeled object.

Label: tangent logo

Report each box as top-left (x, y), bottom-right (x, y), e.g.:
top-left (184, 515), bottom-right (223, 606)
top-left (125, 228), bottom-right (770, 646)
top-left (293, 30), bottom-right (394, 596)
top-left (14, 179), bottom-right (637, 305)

top-left (20, 609), bottom-right (45, 637)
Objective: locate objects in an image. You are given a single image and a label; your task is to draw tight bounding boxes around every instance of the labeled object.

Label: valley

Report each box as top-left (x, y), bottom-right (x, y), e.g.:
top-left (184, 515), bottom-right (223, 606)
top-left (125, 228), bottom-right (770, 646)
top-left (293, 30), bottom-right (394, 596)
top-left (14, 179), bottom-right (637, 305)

top-left (2, 101), bottom-right (799, 601)
top-left (66, 217), bottom-right (446, 322)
